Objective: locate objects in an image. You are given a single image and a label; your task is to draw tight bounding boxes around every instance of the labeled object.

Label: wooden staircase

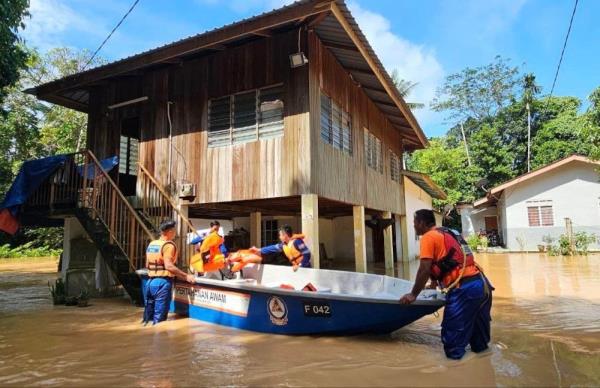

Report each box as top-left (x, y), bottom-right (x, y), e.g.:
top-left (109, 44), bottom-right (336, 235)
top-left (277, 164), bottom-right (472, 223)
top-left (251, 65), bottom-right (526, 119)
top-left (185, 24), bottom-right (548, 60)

top-left (24, 150), bottom-right (197, 305)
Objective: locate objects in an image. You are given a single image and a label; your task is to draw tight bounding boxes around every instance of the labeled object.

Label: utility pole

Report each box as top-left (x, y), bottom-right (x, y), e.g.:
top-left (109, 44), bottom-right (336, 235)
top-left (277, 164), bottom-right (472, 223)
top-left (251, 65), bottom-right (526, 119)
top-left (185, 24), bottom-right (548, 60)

top-left (565, 217), bottom-right (574, 255)
top-left (527, 102), bottom-right (531, 172)
top-left (460, 122), bottom-right (472, 167)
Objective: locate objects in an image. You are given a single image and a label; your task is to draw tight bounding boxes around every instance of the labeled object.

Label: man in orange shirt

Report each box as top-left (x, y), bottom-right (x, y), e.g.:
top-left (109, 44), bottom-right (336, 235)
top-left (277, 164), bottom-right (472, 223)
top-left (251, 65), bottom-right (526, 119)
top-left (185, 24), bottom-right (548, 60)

top-left (400, 209), bottom-right (493, 360)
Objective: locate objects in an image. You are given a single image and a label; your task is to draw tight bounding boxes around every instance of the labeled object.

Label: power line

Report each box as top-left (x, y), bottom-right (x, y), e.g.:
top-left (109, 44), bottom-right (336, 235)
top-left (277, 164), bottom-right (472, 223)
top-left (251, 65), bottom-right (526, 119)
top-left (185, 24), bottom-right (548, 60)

top-left (546, 0), bottom-right (579, 102)
top-left (82, 0), bottom-right (141, 70)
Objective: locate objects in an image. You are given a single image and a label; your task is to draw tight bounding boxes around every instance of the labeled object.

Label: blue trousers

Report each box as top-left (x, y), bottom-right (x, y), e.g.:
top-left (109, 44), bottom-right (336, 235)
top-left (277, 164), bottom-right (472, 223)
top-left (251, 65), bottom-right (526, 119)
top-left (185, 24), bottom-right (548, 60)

top-left (143, 277), bottom-right (173, 325)
top-left (442, 275), bottom-right (493, 359)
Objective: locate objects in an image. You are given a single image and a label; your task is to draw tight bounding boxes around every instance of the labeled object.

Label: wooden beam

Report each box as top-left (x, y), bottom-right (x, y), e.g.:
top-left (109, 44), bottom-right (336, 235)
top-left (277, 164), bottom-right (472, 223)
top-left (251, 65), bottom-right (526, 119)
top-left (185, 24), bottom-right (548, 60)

top-left (251, 29), bottom-right (272, 37)
top-left (353, 205), bottom-right (367, 273)
top-left (399, 214), bottom-right (410, 262)
top-left (382, 211), bottom-right (394, 277)
top-left (199, 203), bottom-right (297, 217)
top-left (330, 2), bottom-right (427, 148)
top-left (322, 41), bottom-right (359, 52)
top-left (250, 212), bottom-right (261, 247)
top-left (308, 11), bottom-right (330, 27)
top-left (206, 44), bottom-right (227, 51)
top-left (361, 85), bottom-right (387, 94)
top-left (33, 1), bottom-right (335, 96)
top-left (346, 67), bottom-right (376, 77)
top-left (301, 194), bottom-right (320, 269)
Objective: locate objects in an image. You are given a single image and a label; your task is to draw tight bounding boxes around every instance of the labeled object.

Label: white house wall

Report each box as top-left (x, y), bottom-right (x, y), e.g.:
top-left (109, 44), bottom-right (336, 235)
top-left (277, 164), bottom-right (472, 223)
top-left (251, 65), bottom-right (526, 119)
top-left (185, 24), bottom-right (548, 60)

top-left (502, 161), bottom-right (600, 251)
top-left (403, 176), bottom-right (434, 260)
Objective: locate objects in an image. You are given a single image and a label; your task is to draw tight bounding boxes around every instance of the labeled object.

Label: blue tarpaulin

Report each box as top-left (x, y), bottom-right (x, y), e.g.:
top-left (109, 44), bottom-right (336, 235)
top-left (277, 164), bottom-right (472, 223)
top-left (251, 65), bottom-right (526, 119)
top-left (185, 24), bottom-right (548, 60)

top-left (0, 155), bottom-right (68, 215)
top-left (77, 156), bottom-right (119, 179)
top-left (0, 154), bottom-right (119, 234)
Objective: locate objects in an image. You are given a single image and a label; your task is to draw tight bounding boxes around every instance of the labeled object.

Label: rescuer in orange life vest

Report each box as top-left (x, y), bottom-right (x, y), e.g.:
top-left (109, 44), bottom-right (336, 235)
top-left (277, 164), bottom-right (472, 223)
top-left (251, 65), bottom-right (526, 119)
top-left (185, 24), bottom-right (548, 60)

top-left (400, 209), bottom-right (494, 360)
top-left (248, 225), bottom-right (311, 271)
top-left (143, 220), bottom-right (195, 325)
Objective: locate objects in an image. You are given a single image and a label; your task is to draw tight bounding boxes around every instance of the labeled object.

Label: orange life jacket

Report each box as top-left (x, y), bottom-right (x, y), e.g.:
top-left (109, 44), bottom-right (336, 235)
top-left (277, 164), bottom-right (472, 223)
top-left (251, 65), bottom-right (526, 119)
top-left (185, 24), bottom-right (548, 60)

top-left (146, 239), bottom-right (177, 278)
top-left (190, 231), bottom-right (226, 273)
top-left (430, 227), bottom-right (479, 288)
top-left (282, 234), bottom-right (306, 265)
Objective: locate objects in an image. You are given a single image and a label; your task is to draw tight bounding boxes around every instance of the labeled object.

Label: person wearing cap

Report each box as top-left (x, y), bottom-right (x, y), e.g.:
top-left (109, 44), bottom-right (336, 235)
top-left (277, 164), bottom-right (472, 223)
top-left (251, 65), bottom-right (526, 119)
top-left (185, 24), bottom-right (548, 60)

top-left (143, 220), bottom-right (195, 325)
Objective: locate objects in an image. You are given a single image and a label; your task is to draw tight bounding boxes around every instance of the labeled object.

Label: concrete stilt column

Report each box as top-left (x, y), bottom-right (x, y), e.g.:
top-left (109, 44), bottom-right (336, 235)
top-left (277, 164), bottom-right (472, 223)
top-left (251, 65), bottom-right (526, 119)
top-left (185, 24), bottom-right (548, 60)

top-left (353, 205), bottom-right (367, 273)
top-left (250, 211), bottom-right (261, 247)
top-left (301, 194), bottom-right (320, 269)
top-left (382, 211), bottom-right (394, 277)
top-left (400, 215), bottom-right (410, 262)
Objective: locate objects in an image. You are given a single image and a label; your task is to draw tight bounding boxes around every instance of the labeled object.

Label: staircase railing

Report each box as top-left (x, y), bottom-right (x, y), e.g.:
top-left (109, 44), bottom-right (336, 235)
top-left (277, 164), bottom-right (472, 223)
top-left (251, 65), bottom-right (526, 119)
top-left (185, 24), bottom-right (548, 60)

top-left (26, 150), bottom-right (155, 271)
top-left (138, 163), bottom-right (197, 269)
top-left (83, 151), bottom-right (155, 271)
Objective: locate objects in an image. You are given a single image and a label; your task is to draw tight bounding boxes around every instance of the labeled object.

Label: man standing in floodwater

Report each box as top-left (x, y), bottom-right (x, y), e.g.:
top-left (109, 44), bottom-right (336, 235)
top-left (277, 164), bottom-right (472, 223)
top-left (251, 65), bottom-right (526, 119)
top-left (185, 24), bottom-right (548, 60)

top-left (143, 220), bottom-right (195, 325)
top-left (400, 209), bottom-right (493, 359)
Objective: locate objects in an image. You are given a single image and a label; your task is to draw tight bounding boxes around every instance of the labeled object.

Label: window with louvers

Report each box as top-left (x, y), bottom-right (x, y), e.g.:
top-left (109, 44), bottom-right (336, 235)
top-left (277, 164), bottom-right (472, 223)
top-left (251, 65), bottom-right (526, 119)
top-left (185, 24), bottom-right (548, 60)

top-left (390, 151), bottom-right (400, 182)
top-left (527, 205), bottom-right (554, 227)
top-left (364, 129), bottom-right (383, 173)
top-left (320, 91), bottom-right (352, 155)
top-left (208, 85), bottom-right (284, 147)
top-left (258, 85), bottom-right (284, 139)
top-left (119, 135), bottom-right (138, 176)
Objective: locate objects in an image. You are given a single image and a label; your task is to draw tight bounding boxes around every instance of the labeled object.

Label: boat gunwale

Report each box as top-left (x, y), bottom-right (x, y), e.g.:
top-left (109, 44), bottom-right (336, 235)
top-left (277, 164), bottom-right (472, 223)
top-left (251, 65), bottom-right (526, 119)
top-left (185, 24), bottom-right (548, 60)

top-left (179, 276), bottom-right (445, 307)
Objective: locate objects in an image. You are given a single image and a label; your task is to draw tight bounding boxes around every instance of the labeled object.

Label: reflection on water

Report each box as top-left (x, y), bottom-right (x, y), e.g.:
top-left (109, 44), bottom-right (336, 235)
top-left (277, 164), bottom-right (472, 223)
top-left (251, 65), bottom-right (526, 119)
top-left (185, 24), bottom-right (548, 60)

top-left (0, 254), bottom-right (599, 387)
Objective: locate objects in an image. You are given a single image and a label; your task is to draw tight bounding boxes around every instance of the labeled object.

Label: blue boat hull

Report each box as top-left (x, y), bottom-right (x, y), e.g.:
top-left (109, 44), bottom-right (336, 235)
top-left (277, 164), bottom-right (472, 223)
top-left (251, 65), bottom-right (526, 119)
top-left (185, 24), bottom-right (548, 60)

top-left (142, 277), bottom-right (443, 335)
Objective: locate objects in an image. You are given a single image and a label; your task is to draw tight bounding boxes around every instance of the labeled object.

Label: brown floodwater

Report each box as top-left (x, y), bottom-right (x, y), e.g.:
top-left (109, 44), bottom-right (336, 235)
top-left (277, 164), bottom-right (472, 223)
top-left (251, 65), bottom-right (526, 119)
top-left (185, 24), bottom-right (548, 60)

top-left (0, 253), bottom-right (599, 387)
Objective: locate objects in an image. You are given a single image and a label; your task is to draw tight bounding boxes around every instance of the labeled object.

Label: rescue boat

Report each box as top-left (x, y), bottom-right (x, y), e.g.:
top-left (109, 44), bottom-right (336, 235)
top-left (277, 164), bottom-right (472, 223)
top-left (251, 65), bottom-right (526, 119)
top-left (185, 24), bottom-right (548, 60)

top-left (138, 265), bottom-right (445, 335)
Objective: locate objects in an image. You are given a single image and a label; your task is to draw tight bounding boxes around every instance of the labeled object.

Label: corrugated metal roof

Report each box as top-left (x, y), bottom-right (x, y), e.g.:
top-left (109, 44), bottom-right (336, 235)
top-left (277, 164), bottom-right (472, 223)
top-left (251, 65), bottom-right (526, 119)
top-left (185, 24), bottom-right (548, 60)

top-left (402, 170), bottom-right (447, 200)
top-left (27, 0), bottom-right (427, 148)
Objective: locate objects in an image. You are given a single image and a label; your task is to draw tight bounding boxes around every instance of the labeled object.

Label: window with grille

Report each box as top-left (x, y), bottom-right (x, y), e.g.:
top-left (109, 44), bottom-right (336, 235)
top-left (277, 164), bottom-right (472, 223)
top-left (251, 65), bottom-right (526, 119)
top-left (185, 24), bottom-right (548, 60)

top-left (390, 150), bottom-right (401, 182)
top-left (364, 128), bottom-right (383, 173)
top-left (262, 219), bottom-right (279, 246)
top-left (527, 205), bottom-right (554, 227)
top-left (208, 84), bottom-right (284, 147)
top-left (320, 91), bottom-right (352, 155)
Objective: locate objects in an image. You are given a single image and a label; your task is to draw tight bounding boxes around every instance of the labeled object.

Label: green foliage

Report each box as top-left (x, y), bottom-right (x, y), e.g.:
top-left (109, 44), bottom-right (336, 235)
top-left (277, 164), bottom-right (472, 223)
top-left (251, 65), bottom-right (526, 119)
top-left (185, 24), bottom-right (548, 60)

top-left (431, 55), bottom-right (521, 123)
top-left (0, 0), bottom-right (29, 107)
top-left (408, 57), bottom-right (600, 235)
top-left (390, 69), bottom-right (424, 110)
top-left (466, 234), bottom-right (481, 250)
top-left (48, 278), bottom-right (66, 305)
top-left (547, 232), bottom-right (597, 256)
top-left (0, 47), bottom-right (103, 195)
top-left (0, 242), bottom-right (61, 258)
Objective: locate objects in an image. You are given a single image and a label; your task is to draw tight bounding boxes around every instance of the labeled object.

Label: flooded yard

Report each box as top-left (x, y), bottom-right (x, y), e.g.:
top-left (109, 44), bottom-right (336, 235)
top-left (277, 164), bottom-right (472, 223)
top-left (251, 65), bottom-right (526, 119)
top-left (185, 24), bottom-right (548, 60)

top-left (0, 253), bottom-right (598, 386)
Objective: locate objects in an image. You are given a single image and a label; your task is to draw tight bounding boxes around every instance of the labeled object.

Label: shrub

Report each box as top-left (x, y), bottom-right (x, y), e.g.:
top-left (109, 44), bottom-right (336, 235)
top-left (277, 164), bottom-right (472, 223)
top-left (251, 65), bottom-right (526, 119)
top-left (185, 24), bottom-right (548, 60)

top-left (547, 232), bottom-right (597, 256)
top-left (466, 234), bottom-right (480, 250)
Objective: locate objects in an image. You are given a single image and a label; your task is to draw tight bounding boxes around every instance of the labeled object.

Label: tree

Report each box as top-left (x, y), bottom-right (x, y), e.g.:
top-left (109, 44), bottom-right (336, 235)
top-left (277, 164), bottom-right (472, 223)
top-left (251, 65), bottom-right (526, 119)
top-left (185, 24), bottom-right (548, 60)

top-left (522, 73), bottom-right (541, 171)
top-left (390, 69), bottom-right (424, 110)
top-left (0, 47), bottom-right (102, 194)
top-left (0, 0), bottom-right (29, 108)
top-left (583, 86), bottom-right (600, 160)
top-left (431, 55), bottom-right (520, 124)
top-left (407, 137), bottom-right (480, 208)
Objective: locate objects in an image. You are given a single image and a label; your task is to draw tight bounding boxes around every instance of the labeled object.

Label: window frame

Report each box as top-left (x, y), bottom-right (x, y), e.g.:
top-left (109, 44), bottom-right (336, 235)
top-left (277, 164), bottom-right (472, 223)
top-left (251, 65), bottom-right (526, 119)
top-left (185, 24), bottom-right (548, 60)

top-left (208, 83), bottom-right (284, 147)
top-left (261, 219), bottom-right (279, 246)
top-left (364, 128), bottom-right (383, 174)
top-left (527, 203), bottom-right (554, 227)
top-left (320, 90), bottom-right (353, 156)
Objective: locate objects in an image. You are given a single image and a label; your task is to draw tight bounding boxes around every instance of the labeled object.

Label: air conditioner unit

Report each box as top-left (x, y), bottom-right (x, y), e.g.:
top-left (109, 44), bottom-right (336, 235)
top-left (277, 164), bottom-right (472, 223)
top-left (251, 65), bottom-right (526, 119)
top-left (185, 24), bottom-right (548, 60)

top-left (179, 182), bottom-right (196, 200)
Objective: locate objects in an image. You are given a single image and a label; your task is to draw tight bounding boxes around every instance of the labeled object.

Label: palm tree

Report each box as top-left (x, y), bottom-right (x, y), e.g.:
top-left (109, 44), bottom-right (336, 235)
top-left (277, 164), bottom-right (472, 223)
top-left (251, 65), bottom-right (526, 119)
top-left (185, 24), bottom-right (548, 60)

top-left (390, 69), bottom-right (424, 110)
top-left (523, 73), bottom-right (541, 172)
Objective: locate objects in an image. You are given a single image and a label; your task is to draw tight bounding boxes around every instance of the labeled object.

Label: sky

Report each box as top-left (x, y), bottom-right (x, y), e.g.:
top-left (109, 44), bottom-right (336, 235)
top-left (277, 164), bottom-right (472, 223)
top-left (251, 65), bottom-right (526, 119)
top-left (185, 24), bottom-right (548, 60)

top-left (19, 0), bottom-right (600, 137)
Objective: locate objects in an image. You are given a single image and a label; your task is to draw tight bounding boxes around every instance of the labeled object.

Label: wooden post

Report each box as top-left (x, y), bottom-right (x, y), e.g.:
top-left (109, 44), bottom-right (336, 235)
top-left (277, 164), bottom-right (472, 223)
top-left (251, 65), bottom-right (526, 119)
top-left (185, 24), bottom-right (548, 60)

top-left (301, 194), bottom-right (320, 269)
top-left (250, 212), bottom-right (262, 248)
top-left (353, 205), bottom-right (367, 273)
top-left (400, 215), bottom-right (410, 262)
top-left (382, 211), bottom-right (394, 277)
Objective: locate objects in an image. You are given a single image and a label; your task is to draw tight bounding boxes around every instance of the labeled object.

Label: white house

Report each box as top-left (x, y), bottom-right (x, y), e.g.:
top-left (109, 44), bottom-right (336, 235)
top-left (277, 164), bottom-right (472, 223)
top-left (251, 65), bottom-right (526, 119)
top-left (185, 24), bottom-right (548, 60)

top-left (461, 155), bottom-right (600, 251)
top-left (400, 171), bottom-right (446, 260)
